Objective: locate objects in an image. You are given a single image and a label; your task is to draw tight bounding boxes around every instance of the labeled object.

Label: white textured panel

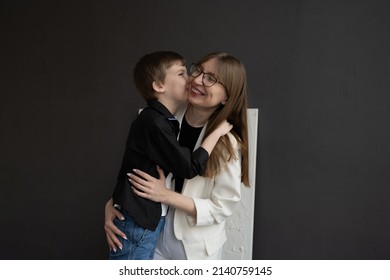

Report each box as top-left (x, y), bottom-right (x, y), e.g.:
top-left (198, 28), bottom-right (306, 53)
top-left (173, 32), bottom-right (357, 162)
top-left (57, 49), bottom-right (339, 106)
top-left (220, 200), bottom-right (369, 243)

top-left (223, 108), bottom-right (258, 260)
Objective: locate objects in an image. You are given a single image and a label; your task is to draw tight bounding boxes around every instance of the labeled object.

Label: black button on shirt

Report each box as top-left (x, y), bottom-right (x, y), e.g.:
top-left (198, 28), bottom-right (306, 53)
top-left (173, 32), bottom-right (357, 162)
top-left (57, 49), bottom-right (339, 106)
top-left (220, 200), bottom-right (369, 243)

top-left (112, 100), bottom-right (209, 230)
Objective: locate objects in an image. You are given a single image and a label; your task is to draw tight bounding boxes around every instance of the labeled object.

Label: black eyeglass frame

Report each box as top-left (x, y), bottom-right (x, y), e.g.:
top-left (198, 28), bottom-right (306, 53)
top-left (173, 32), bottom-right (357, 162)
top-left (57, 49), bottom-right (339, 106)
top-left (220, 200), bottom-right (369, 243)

top-left (189, 63), bottom-right (225, 87)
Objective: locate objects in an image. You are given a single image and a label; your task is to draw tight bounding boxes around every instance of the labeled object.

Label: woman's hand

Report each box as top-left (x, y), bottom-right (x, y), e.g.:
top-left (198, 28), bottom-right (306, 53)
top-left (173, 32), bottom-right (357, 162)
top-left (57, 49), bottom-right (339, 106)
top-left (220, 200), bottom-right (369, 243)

top-left (104, 198), bottom-right (127, 252)
top-left (130, 166), bottom-right (197, 217)
top-left (128, 166), bottom-right (170, 203)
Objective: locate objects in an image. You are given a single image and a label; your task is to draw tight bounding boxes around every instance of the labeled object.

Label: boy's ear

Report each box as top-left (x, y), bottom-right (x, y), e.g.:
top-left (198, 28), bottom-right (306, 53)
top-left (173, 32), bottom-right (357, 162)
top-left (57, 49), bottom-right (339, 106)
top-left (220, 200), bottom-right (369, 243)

top-left (152, 81), bottom-right (165, 93)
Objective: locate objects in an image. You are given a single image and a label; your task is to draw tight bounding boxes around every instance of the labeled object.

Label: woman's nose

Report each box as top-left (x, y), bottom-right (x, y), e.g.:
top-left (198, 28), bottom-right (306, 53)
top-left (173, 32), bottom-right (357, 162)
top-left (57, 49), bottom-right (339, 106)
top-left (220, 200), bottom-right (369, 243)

top-left (193, 73), bottom-right (204, 85)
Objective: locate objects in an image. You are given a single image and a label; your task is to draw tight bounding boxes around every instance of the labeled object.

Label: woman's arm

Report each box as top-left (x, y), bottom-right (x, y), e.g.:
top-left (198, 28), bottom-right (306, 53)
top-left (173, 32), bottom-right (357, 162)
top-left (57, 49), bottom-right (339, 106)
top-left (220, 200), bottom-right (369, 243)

top-left (130, 135), bottom-right (242, 224)
top-left (129, 167), bottom-right (197, 217)
top-left (104, 198), bottom-right (127, 252)
top-left (187, 134), bottom-right (242, 226)
top-left (191, 155), bottom-right (241, 226)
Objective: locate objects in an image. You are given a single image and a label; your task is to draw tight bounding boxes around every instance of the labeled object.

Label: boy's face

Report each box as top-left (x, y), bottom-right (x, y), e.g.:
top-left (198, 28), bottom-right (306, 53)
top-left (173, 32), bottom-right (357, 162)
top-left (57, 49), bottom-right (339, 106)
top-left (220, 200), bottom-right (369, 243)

top-left (162, 62), bottom-right (189, 103)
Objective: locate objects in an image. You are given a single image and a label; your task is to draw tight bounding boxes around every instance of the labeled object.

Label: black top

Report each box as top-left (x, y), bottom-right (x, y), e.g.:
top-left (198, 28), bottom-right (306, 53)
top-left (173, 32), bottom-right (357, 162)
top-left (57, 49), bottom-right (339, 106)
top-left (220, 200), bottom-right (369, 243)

top-left (175, 116), bottom-right (204, 193)
top-left (112, 100), bottom-right (209, 230)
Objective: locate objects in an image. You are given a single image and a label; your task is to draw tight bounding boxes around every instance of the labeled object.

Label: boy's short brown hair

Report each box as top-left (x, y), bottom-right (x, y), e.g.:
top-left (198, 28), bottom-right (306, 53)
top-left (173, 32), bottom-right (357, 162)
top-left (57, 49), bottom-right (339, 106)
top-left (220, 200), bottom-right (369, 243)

top-left (133, 51), bottom-right (185, 100)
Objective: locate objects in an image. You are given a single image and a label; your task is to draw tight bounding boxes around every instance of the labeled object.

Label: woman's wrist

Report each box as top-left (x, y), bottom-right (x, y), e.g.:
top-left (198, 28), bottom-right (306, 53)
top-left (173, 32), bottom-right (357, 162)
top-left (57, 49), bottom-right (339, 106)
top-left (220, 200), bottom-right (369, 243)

top-left (161, 188), bottom-right (173, 205)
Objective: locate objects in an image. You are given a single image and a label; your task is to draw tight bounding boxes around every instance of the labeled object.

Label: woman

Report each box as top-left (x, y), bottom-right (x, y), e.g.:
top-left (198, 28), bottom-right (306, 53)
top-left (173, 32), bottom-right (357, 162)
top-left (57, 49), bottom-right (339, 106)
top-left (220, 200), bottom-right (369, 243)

top-left (105, 51), bottom-right (249, 259)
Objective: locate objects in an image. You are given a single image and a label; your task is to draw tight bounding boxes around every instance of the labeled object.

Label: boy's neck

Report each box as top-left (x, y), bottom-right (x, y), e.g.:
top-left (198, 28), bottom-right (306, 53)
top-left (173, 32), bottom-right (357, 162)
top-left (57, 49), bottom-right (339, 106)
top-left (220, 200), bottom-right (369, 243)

top-left (156, 97), bottom-right (182, 116)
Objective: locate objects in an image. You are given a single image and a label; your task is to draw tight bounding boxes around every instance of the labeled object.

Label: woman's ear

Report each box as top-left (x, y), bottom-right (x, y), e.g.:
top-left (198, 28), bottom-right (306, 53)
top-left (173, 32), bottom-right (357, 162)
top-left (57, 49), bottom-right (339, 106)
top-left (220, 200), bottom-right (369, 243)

top-left (152, 81), bottom-right (165, 93)
top-left (221, 98), bottom-right (228, 105)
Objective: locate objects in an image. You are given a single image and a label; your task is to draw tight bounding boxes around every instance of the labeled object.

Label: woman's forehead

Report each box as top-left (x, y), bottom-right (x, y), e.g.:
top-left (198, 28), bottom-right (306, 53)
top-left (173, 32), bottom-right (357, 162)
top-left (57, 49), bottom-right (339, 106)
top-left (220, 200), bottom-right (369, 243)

top-left (200, 58), bottom-right (218, 73)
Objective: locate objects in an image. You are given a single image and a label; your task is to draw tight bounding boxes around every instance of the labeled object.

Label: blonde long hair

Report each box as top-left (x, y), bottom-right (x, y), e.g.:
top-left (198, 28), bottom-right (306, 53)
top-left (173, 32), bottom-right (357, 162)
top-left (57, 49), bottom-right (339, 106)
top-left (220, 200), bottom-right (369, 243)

top-left (199, 52), bottom-right (250, 187)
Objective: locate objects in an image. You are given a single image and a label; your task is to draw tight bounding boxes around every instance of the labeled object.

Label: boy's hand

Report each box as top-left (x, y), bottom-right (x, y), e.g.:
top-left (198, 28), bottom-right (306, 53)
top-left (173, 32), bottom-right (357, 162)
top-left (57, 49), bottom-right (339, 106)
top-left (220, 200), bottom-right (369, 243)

top-left (216, 119), bottom-right (233, 137)
top-left (200, 119), bottom-right (233, 155)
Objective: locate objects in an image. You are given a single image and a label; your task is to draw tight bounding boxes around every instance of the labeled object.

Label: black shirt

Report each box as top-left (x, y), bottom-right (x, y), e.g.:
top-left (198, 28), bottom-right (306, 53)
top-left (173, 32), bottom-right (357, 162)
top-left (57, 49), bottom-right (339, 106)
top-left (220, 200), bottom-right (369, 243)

top-left (112, 100), bottom-right (209, 230)
top-left (175, 116), bottom-right (204, 193)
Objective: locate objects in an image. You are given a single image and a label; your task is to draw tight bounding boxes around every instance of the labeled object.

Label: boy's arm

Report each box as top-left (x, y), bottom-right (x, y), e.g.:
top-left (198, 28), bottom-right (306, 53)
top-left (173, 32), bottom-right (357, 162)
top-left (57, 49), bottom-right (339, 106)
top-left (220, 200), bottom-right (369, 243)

top-left (199, 120), bottom-right (233, 155)
top-left (146, 118), bottom-right (232, 180)
top-left (146, 118), bottom-right (206, 179)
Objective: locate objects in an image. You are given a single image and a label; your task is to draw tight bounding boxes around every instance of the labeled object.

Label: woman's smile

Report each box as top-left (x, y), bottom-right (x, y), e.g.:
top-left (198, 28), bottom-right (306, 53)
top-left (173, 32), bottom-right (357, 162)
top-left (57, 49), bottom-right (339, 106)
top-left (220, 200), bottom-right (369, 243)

top-left (189, 85), bottom-right (205, 97)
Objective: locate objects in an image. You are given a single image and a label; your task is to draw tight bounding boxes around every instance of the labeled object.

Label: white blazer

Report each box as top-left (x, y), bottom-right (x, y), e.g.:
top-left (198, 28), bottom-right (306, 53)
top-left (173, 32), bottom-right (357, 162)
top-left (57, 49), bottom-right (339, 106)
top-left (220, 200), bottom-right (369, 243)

top-left (173, 108), bottom-right (242, 259)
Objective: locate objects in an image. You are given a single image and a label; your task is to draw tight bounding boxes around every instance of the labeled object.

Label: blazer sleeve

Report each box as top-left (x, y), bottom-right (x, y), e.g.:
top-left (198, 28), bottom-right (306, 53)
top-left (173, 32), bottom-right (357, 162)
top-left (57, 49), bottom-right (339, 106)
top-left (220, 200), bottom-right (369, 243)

top-left (188, 134), bottom-right (242, 226)
top-left (145, 116), bottom-right (209, 179)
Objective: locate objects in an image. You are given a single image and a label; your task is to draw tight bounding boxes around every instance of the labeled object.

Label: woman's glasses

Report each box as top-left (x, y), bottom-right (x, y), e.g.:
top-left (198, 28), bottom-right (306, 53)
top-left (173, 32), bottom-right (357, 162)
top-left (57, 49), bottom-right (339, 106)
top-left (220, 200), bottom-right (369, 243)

top-left (189, 64), bottom-right (224, 87)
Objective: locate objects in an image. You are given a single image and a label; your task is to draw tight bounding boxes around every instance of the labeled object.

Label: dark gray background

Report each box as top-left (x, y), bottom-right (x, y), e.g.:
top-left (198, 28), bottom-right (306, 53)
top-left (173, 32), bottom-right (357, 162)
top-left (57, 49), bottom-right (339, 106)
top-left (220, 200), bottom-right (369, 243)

top-left (1, 0), bottom-right (389, 259)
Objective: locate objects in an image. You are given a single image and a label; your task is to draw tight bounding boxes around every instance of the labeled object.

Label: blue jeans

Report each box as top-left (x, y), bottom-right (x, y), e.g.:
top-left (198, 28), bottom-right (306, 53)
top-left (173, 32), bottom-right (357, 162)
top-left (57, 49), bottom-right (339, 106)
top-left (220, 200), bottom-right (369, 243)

top-left (108, 210), bottom-right (165, 260)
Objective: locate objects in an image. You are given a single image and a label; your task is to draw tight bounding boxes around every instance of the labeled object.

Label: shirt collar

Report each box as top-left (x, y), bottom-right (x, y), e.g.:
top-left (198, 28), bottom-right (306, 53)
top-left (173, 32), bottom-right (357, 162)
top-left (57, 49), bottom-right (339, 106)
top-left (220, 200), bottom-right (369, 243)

top-left (147, 99), bottom-right (180, 135)
top-left (147, 99), bottom-right (176, 119)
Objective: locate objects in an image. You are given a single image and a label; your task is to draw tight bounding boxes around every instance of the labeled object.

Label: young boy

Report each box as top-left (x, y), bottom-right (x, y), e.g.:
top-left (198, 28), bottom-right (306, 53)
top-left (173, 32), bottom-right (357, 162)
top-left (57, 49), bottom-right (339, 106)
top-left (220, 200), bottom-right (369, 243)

top-left (109, 51), bottom-right (231, 260)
